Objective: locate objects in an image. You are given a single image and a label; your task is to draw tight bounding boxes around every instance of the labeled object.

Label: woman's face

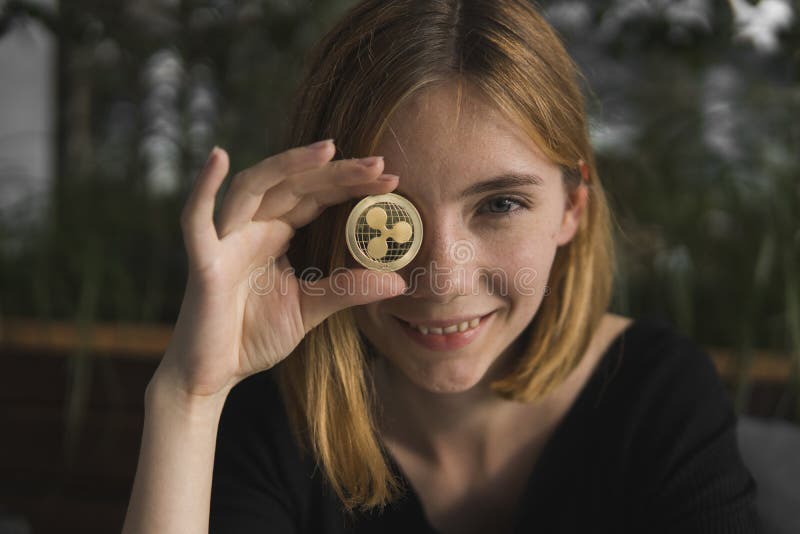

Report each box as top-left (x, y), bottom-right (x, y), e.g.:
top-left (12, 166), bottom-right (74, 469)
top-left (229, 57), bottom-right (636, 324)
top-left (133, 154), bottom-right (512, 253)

top-left (350, 82), bottom-right (586, 394)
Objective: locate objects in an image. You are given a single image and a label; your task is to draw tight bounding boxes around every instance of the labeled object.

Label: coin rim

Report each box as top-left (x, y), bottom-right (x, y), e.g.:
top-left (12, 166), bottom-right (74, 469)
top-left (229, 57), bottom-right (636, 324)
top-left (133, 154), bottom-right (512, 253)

top-left (345, 192), bottom-right (424, 272)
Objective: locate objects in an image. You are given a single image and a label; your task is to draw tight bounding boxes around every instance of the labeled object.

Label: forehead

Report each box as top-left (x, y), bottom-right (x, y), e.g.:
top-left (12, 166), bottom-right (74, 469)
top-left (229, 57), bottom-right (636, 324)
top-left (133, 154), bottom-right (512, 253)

top-left (373, 82), bottom-right (555, 189)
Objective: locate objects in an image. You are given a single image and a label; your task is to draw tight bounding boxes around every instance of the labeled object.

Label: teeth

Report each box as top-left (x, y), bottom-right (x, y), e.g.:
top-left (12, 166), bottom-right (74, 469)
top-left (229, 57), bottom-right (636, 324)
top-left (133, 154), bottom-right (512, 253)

top-left (407, 317), bottom-right (483, 335)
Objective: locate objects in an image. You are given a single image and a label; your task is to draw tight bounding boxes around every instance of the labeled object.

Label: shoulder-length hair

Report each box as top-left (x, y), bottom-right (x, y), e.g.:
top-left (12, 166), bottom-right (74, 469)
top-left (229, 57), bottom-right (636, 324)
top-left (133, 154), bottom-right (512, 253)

top-left (276, 0), bottom-right (616, 513)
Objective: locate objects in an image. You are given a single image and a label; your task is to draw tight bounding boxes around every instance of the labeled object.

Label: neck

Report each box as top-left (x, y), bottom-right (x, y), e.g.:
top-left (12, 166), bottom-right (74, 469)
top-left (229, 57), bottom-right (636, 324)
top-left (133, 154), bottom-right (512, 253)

top-left (370, 335), bottom-right (540, 464)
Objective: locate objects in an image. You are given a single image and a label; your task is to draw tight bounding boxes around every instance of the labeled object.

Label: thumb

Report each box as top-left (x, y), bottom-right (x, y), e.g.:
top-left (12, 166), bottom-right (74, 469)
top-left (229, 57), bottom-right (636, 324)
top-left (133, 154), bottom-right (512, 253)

top-left (298, 268), bottom-right (407, 332)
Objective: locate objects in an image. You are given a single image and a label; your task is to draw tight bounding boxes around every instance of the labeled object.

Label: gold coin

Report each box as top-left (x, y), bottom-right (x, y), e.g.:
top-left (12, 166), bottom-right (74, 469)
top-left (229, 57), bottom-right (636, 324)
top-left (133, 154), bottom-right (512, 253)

top-left (346, 192), bottom-right (424, 272)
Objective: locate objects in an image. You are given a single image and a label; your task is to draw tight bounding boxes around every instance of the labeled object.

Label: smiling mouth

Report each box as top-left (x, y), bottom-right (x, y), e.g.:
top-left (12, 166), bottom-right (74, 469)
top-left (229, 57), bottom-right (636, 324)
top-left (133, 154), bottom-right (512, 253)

top-left (390, 311), bottom-right (495, 352)
top-left (392, 312), bottom-right (494, 335)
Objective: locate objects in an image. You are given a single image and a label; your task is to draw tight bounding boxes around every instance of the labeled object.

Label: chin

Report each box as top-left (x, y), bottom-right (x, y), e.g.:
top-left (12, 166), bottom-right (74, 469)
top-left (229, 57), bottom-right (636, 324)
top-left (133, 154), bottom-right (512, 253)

top-left (395, 356), bottom-right (491, 394)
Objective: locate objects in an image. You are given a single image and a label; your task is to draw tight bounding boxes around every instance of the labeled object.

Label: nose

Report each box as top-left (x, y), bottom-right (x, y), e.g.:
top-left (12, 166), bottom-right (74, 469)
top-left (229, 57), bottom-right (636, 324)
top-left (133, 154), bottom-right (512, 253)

top-left (398, 220), bottom-right (476, 301)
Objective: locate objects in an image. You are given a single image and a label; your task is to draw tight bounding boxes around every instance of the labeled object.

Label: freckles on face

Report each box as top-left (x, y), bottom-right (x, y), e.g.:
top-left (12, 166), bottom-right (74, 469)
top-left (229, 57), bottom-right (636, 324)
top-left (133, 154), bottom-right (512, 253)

top-left (349, 81), bottom-right (570, 394)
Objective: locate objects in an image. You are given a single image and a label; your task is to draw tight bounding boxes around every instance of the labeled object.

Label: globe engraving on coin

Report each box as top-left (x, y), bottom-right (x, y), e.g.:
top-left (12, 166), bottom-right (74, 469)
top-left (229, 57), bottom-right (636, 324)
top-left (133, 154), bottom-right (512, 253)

top-left (345, 192), bottom-right (423, 272)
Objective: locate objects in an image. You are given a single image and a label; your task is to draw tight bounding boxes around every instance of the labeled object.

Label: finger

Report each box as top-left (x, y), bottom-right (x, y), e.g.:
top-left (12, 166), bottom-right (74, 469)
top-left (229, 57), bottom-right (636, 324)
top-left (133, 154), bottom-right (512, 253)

top-left (298, 268), bottom-right (407, 333)
top-left (231, 218), bottom-right (296, 269)
top-left (251, 156), bottom-right (387, 223)
top-left (180, 147), bottom-right (229, 266)
top-left (278, 175), bottom-right (399, 229)
top-left (216, 140), bottom-right (336, 238)
top-left (229, 175), bottom-right (397, 275)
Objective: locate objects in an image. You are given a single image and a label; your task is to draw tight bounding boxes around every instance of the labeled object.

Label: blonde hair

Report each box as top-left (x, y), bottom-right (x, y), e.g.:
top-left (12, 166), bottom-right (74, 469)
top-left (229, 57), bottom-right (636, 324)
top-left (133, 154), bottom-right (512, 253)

top-left (277, 0), bottom-right (616, 512)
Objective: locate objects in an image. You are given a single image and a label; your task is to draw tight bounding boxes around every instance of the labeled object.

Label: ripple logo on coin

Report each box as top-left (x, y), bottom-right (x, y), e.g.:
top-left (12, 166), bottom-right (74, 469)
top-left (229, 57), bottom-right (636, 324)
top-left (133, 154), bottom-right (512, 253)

top-left (346, 192), bottom-right (424, 272)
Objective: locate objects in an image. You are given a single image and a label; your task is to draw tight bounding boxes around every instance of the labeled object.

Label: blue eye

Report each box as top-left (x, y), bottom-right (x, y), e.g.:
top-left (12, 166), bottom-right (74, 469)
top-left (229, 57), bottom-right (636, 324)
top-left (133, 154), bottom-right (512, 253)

top-left (478, 196), bottom-right (528, 217)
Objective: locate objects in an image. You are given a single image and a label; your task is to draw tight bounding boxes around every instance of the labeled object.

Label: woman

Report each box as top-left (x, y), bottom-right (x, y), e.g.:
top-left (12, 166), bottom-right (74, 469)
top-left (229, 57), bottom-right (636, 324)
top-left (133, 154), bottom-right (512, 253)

top-left (122, 1), bottom-right (761, 533)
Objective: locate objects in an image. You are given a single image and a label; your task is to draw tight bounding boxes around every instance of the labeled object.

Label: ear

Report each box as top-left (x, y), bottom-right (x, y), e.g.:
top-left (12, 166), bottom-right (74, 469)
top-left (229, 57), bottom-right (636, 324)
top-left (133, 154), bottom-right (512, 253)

top-left (555, 183), bottom-right (588, 246)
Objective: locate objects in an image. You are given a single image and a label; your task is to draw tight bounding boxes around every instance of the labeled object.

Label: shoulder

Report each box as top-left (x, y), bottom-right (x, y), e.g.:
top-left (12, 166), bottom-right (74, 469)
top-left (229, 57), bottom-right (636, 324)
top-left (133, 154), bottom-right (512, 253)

top-left (597, 313), bottom-right (724, 401)
top-left (598, 315), bottom-right (762, 531)
top-left (594, 314), bottom-right (736, 450)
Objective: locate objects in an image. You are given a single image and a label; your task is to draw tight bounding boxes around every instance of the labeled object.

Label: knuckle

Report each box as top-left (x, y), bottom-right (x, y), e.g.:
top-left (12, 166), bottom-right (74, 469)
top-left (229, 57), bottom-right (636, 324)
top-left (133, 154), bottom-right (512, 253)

top-left (232, 169), bottom-right (262, 196)
top-left (332, 158), bottom-right (356, 180)
top-left (335, 158), bottom-right (354, 170)
top-left (284, 143), bottom-right (331, 171)
top-left (309, 195), bottom-right (330, 213)
top-left (231, 169), bottom-right (250, 186)
top-left (276, 216), bottom-right (297, 238)
top-left (274, 149), bottom-right (300, 175)
top-left (294, 198), bottom-right (319, 221)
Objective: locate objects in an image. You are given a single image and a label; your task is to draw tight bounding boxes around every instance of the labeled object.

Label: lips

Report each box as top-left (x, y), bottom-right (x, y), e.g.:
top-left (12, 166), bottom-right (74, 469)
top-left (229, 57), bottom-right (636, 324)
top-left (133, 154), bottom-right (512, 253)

top-left (401, 317), bottom-right (481, 335)
top-left (392, 312), bottom-right (490, 328)
top-left (392, 311), bottom-right (495, 352)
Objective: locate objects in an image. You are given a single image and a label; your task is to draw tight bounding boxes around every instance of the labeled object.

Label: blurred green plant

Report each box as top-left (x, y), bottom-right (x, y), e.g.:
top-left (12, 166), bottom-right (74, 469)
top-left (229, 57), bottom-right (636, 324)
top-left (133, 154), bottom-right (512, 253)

top-left (0, 0), bottom-right (798, 469)
top-left (541, 0), bottom-right (800, 420)
top-left (0, 0), bottom-right (358, 470)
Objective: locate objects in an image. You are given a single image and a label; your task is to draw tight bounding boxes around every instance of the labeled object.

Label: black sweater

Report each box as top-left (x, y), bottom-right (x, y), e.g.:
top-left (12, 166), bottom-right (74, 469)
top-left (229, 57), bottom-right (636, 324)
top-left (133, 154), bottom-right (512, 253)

top-left (209, 316), bottom-right (762, 533)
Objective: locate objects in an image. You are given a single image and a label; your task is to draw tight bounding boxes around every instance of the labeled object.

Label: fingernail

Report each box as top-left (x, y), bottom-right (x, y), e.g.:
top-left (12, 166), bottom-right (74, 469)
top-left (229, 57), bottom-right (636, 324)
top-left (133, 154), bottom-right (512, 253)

top-left (308, 138), bottom-right (334, 150)
top-left (358, 156), bottom-right (383, 167)
top-left (378, 173), bottom-right (399, 181)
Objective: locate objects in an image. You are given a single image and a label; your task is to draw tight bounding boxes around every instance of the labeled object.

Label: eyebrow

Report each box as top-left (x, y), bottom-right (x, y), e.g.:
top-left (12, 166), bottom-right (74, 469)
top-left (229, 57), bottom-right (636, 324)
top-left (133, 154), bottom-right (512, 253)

top-left (458, 172), bottom-right (545, 199)
top-left (393, 172), bottom-right (544, 206)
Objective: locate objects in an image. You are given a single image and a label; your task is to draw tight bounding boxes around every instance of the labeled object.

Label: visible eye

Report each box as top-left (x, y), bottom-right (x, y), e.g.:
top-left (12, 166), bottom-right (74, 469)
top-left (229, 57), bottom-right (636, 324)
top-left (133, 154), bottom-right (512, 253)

top-left (477, 196), bottom-right (529, 217)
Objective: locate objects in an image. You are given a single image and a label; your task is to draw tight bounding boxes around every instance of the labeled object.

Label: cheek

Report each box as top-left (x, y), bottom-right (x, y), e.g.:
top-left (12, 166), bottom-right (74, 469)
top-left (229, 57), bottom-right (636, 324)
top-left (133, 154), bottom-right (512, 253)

top-left (476, 227), bottom-right (557, 293)
top-left (476, 207), bottom-right (560, 244)
top-left (478, 222), bottom-right (556, 264)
